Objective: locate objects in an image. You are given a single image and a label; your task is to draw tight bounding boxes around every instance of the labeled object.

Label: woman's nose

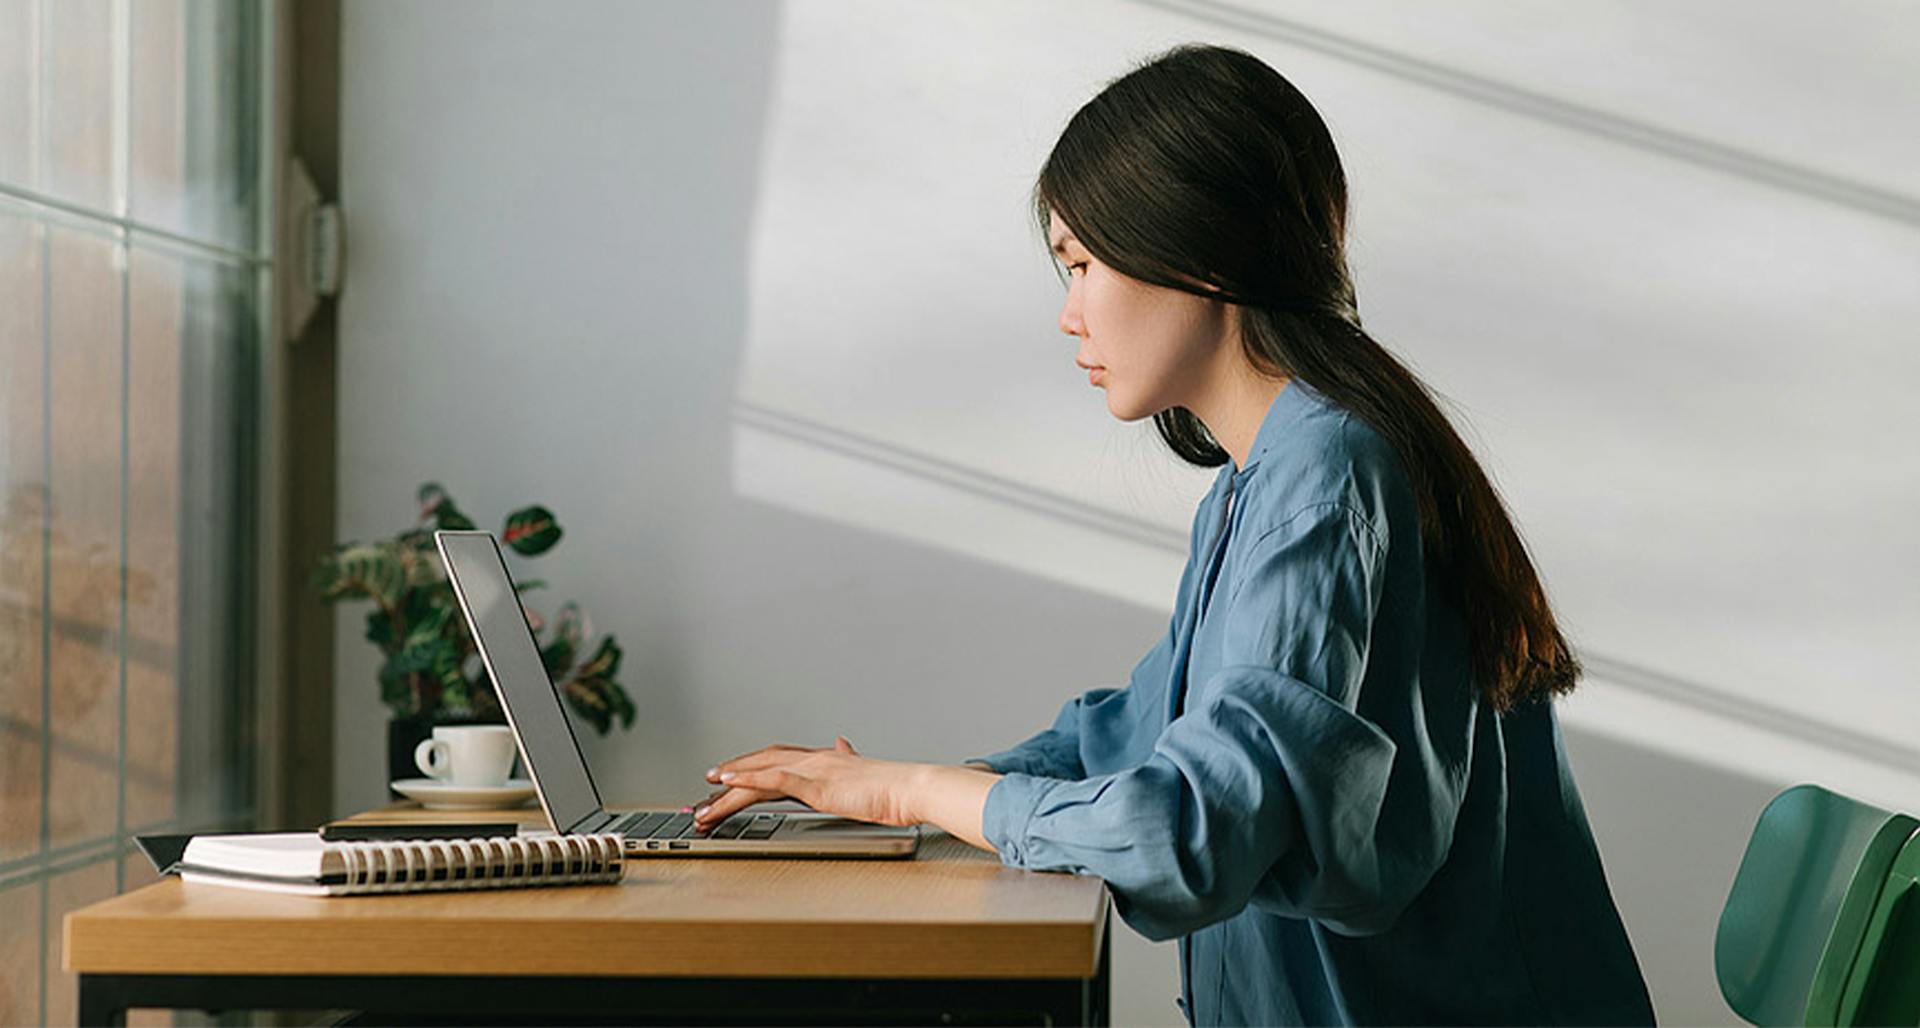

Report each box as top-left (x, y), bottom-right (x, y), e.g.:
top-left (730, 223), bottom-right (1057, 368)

top-left (1058, 292), bottom-right (1084, 337)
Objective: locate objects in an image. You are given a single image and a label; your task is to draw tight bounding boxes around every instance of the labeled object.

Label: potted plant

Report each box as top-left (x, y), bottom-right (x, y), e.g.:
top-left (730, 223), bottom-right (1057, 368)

top-left (314, 482), bottom-right (635, 792)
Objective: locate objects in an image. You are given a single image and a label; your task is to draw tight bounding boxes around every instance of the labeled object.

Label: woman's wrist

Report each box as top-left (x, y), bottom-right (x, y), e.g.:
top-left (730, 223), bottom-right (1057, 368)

top-left (902, 762), bottom-right (1001, 851)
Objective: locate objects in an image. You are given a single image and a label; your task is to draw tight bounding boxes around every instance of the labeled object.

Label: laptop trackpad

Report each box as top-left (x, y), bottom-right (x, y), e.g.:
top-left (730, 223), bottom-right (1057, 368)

top-left (779, 814), bottom-right (914, 836)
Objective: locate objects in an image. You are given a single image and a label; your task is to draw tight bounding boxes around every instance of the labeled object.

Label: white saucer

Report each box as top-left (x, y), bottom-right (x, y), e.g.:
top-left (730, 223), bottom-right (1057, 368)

top-left (391, 777), bottom-right (538, 811)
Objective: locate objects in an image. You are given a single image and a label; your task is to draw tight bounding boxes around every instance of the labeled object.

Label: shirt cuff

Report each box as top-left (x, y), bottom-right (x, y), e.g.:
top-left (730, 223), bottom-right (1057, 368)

top-left (966, 737), bottom-right (1073, 778)
top-left (981, 771), bottom-right (1053, 866)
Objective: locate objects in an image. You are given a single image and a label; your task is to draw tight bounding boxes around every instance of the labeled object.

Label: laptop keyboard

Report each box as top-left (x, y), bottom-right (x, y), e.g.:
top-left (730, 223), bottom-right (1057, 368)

top-left (611, 810), bottom-right (785, 841)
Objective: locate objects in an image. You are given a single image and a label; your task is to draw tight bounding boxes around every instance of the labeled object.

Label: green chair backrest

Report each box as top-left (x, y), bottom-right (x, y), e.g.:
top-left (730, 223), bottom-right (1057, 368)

top-left (1716, 784), bottom-right (1918, 1025)
top-left (1835, 826), bottom-right (1920, 1025)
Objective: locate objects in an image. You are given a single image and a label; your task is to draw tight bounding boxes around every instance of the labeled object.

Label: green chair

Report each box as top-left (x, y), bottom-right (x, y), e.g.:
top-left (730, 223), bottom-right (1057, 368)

top-left (1717, 783), bottom-right (1920, 1025)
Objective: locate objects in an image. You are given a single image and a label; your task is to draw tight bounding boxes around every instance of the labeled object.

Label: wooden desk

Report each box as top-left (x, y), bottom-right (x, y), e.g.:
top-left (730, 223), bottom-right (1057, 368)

top-left (64, 802), bottom-right (1112, 1025)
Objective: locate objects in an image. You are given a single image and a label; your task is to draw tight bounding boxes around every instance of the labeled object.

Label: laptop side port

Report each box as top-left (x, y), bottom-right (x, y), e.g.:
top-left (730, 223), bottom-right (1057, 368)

top-left (669, 840), bottom-right (691, 850)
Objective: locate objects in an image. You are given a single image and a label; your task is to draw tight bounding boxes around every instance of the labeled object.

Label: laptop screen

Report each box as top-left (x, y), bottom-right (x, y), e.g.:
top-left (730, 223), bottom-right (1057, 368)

top-left (436, 530), bottom-right (604, 832)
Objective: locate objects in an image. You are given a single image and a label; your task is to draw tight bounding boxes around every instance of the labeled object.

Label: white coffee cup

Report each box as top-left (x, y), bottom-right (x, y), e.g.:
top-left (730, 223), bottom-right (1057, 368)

top-left (413, 725), bottom-right (518, 787)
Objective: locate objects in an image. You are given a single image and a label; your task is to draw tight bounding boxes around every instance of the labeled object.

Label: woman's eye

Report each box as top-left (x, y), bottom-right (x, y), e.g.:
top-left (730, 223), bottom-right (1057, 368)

top-left (1068, 262), bottom-right (1087, 275)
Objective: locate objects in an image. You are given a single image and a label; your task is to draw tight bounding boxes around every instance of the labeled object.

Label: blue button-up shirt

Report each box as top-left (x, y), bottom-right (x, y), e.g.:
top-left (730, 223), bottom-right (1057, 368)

top-left (972, 380), bottom-right (1654, 1025)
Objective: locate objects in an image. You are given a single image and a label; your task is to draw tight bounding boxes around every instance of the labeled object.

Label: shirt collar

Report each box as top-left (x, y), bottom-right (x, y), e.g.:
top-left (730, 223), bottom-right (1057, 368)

top-left (1232, 377), bottom-right (1318, 482)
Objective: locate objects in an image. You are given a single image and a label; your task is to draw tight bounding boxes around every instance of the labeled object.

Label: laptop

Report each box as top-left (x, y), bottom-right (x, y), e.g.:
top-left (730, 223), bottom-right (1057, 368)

top-left (436, 529), bottom-right (919, 858)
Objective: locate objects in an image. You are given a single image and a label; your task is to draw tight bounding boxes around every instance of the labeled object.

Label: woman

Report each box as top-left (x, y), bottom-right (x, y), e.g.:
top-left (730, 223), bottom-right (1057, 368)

top-left (695, 43), bottom-right (1655, 1026)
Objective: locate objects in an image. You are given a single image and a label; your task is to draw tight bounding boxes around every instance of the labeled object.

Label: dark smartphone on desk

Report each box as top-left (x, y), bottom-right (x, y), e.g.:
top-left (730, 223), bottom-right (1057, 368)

top-left (320, 822), bottom-right (519, 842)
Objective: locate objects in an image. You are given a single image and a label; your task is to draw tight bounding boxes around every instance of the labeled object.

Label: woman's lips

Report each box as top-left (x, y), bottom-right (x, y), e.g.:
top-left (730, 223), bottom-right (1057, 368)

top-left (1089, 368), bottom-right (1105, 386)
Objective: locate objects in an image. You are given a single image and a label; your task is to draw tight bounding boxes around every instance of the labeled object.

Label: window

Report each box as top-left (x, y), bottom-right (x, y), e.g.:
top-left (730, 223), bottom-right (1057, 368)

top-left (0, 1), bottom-right (271, 1023)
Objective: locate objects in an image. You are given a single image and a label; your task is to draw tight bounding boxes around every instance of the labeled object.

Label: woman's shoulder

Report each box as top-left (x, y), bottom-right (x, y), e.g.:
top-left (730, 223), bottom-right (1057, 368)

top-left (1242, 385), bottom-right (1409, 551)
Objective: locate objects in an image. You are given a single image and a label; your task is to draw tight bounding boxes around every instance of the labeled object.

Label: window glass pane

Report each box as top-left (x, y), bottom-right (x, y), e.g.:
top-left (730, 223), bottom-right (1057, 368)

top-left (120, 846), bottom-right (161, 892)
top-left (174, 251), bottom-right (253, 830)
top-left (0, 208), bottom-right (46, 862)
top-left (42, 858), bottom-right (116, 1028)
top-left (131, 0), bottom-right (259, 250)
top-left (45, 223), bottom-right (123, 852)
top-left (0, 0), bottom-right (37, 191)
top-left (0, 0), bottom-right (264, 1021)
top-left (130, 244), bottom-right (253, 832)
top-left (41, 0), bottom-right (122, 213)
top-left (0, 881), bottom-right (39, 1025)
top-left (126, 245), bottom-right (184, 834)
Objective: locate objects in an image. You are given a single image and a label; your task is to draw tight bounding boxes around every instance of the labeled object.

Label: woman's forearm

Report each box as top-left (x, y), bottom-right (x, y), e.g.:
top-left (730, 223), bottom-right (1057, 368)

top-left (906, 763), bottom-right (1003, 852)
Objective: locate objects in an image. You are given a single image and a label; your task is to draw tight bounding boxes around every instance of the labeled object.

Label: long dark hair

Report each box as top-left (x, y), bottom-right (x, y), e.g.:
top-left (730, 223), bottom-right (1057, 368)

top-left (1036, 43), bottom-right (1577, 713)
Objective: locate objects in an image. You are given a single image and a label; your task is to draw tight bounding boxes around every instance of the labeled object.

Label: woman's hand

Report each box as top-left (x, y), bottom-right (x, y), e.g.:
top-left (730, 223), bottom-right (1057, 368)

top-left (693, 736), bottom-right (922, 832)
top-left (694, 737), bottom-right (1004, 852)
top-left (688, 741), bottom-right (829, 828)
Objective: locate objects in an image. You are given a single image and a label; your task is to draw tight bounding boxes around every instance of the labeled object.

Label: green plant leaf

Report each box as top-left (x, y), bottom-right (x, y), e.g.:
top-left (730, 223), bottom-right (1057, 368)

top-left (310, 548), bottom-right (345, 594)
top-left (364, 608), bottom-right (394, 651)
top-left (412, 579), bottom-right (456, 627)
top-left (377, 656), bottom-right (415, 717)
top-left (559, 637), bottom-right (632, 736)
top-left (396, 543), bottom-right (442, 590)
top-left (401, 603), bottom-right (453, 650)
top-left (316, 542), bottom-right (405, 610)
top-left (610, 684), bottom-right (635, 730)
top-left (385, 635), bottom-right (463, 714)
top-left (560, 671), bottom-right (635, 735)
top-left (539, 603), bottom-right (583, 677)
top-left (435, 642), bottom-right (471, 709)
top-left (418, 481), bottom-right (476, 531)
top-left (502, 506), bottom-right (562, 555)
top-left (384, 638), bottom-right (442, 676)
top-left (561, 678), bottom-right (613, 734)
top-left (436, 505), bottom-right (476, 531)
top-left (379, 635), bottom-right (458, 719)
top-left (575, 636), bottom-right (622, 681)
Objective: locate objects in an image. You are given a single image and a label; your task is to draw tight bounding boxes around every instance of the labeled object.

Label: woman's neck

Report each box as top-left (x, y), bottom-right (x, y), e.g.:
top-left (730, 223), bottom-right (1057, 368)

top-left (1187, 348), bottom-right (1291, 472)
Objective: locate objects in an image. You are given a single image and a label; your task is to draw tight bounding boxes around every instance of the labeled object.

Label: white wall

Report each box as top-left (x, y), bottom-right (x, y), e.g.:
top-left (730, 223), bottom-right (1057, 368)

top-left (336, 3), bottom-right (1920, 1024)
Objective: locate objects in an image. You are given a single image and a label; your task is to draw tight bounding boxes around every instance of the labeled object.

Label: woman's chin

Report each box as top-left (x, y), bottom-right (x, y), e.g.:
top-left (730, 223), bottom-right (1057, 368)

top-left (1104, 392), bottom-right (1154, 423)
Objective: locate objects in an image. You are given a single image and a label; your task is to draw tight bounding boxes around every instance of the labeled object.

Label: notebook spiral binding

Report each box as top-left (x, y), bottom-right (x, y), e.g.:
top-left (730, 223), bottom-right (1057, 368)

top-left (331, 833), bottom-right (624, 893)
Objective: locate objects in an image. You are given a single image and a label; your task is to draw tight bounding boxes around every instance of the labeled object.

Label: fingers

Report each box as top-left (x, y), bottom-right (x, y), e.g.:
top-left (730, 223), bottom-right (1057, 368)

top-left (717, 767), bottom-right (806, 799)
top-left (696, 783), bottom-right (782, 814)
top-left (708, 742), bottom-right (809, 781)
top-left (708, 738), bottom-right (853, 782)
top-left (693, 787), bottom-right (765, 830)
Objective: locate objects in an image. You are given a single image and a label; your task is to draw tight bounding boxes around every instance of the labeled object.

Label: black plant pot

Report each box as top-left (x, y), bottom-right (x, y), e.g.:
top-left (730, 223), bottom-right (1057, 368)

top-left (386, 714), bottom-right (503, 798)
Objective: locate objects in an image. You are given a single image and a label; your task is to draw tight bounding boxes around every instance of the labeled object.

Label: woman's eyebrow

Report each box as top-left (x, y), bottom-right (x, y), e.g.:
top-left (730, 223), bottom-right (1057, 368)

top-left (1049, 235), bottom-right (1078, 256)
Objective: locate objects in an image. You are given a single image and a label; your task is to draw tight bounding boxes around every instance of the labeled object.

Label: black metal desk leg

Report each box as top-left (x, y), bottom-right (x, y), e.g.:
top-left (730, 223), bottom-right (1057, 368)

top-left (76, 975), bottom-right (129, 1028)
top-left (1043, 920), bottom-right (1113, 1027)
top-left (1091, 919), bottom-right (1113, 1026)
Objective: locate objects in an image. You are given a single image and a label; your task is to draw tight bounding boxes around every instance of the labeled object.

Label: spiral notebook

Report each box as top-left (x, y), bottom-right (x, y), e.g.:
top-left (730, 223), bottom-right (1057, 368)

top-left (166, 831), bottom-right (625, 896)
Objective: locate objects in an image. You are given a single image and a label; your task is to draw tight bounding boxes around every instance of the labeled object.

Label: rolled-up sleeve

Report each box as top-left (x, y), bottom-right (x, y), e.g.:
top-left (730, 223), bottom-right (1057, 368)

top-left (982, 501), bottom-right (1462, 941)
top-left (968, 494), bottom-right (1211, 780)
top-left (966, 628), bottom-right (1174, 780)
top-left (966, 692), bottom-right (1093, 779)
